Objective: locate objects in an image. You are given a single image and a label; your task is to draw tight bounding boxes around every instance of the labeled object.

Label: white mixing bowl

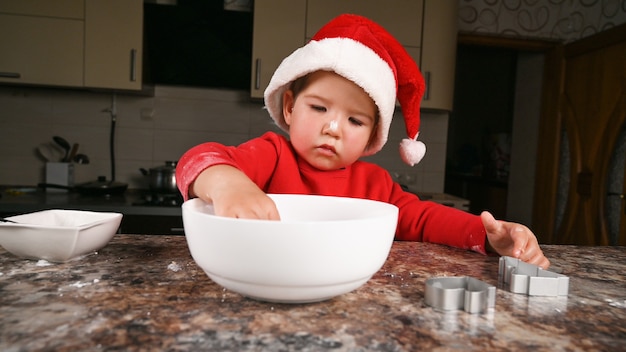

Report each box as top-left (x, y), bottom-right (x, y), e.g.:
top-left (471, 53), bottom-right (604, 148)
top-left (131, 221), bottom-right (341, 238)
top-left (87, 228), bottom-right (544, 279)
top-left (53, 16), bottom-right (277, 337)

top-left (182, 194), bottom-right (399, 303)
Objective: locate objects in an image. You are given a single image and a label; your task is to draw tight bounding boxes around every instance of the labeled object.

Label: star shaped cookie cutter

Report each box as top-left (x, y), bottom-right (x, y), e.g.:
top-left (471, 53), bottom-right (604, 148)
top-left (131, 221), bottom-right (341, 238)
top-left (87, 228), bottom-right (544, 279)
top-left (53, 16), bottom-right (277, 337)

top-left (424, 276), bottom-right (496, 314)
top-left (498, 256), bottom-right (569, 296)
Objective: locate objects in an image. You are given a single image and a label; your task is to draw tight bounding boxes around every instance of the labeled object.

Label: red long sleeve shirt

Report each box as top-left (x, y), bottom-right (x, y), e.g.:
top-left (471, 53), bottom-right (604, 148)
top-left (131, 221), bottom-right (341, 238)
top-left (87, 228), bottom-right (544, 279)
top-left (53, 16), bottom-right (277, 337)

top-left (176, 132), bottom-right (487, 253)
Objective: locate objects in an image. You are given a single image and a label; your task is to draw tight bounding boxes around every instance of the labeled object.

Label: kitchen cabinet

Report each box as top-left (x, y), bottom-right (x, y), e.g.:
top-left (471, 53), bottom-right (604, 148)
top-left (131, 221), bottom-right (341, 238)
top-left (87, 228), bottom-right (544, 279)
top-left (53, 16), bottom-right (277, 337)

top-left (0, 0), bottom-right (144, 91)
top-left (84, 0), bottom-right (143, 90)
top-left (0, 1), bottom-right (84, 87)
top-left (0, 0), bottom-right (84, 18)
top-left (420, 0), bottom-right (458, 111)
top-left (120, 215), bottom-right (184, 236)
top-left (249, 0), bottom-right (306, 99)
top-left (250, 0), bottom-right (457, 111)
top-left (304, 0), bottom-right (423, 46)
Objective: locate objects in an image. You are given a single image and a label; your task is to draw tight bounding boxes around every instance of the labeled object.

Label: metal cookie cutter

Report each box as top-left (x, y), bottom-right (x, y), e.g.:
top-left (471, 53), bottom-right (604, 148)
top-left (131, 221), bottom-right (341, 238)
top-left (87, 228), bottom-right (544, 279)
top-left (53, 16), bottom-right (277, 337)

top-left (498, 256), bottom-right (569, 296)
top-left (424, 276), bottom-right (496, 314)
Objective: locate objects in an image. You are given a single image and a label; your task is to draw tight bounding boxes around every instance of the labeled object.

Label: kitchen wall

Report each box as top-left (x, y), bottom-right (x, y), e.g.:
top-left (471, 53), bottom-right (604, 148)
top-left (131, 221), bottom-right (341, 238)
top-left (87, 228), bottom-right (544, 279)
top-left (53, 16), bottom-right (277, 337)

top-left (0, 85), bottom-right (449, 192)
top-left (458, 0), bottom-right (626, 42)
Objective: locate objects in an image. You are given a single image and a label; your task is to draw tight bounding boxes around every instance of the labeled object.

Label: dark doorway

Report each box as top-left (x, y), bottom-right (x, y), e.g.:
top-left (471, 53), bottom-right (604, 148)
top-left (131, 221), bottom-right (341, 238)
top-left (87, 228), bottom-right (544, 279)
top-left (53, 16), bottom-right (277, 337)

top-left (444, 44), bottom-right (518, 219)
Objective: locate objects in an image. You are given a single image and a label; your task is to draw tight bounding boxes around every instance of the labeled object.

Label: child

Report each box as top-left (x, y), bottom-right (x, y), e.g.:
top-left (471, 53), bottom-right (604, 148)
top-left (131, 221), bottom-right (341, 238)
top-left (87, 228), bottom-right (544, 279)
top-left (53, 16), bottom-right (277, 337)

top-left (175, 14), bottom-right (550, 269)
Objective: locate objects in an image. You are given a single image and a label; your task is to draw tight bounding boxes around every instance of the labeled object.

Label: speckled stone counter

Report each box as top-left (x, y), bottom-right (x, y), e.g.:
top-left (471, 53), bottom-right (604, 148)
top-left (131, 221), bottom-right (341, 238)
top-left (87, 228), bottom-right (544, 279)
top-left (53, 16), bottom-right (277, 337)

top-left (1, 236), bottom-right (625, 351)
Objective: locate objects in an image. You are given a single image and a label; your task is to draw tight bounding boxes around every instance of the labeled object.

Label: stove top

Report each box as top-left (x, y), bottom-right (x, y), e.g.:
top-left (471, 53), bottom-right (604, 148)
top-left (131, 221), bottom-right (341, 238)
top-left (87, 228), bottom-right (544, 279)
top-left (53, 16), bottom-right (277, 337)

top-left (132, 192), bottom-right (183, 207)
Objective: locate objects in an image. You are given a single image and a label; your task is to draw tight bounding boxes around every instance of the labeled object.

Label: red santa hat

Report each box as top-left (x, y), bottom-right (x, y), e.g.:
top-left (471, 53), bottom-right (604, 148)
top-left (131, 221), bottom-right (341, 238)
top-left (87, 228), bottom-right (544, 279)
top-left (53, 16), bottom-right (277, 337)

top-left (264, 13), bottom-right (426, 166)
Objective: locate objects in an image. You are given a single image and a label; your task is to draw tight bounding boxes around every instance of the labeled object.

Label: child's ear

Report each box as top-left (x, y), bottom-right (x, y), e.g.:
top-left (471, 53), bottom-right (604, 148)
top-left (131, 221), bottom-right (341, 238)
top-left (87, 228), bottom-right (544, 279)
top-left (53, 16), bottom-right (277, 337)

top-left (282, 90), bottom-right (295, 126)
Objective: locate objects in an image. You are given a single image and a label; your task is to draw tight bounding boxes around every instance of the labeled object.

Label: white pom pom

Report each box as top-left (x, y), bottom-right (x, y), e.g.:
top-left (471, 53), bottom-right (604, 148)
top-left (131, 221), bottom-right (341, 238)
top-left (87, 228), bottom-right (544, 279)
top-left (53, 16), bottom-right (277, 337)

top-left (399, 138), bottom-right (426, 166)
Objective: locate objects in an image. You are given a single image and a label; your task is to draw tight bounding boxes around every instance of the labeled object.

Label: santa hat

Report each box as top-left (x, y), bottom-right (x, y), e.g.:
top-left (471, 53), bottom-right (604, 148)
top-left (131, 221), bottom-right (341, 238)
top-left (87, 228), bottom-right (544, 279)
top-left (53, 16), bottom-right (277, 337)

top-left (264, 13), bottom-right (426, 166)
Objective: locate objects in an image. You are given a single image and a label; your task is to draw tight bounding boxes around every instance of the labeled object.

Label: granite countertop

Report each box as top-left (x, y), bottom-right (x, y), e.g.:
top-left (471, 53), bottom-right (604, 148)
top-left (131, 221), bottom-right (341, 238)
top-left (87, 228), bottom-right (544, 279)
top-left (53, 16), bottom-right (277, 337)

top-left (1, 235), bottom-right (625, 351)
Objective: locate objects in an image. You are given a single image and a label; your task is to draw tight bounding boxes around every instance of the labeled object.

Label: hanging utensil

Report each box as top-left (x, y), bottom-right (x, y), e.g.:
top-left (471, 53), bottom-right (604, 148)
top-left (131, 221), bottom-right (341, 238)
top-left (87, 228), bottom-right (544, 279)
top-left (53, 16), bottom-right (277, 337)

top-left (66, 143), bottom-right (79, 162)
top-left (36, 143), bottom-right (64, 163)
top-left (73, 153), bottom-right (90, 164)
top-left (52, 136), bottom-right (71, 162)
top-left (36, 143), bottom-right (54, 162)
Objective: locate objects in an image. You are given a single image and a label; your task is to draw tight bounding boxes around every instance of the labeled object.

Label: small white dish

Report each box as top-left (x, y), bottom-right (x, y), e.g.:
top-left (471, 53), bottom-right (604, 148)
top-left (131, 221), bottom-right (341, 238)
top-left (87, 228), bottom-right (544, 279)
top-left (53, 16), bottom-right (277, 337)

top-left (0, 209), bottom-right (122, 262)
top-left (182, 194), bottom-right (399, 303)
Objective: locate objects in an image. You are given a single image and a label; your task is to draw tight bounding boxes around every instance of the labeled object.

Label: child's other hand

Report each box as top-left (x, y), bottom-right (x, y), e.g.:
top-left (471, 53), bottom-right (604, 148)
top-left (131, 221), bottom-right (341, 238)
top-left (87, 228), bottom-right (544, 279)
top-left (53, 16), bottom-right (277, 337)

top-left (191, 165), bottom-right (280, 220)
top-left (481, 211), bottom-right (550, 269)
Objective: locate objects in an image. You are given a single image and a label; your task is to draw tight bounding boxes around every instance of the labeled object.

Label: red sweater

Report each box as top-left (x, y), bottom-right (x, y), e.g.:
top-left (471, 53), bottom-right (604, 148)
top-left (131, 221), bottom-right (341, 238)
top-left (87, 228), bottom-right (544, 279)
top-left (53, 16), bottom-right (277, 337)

top-left (176, 132), bottom-right (487, 253)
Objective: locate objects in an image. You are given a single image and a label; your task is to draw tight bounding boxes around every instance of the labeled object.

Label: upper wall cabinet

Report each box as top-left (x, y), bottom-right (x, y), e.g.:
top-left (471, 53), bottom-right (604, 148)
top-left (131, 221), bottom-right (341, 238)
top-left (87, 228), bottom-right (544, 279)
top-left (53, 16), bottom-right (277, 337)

top-left (250, 0), bottom-right (306, 99)
top-left (420, 0), bottom-right (458, 111)
top-left (0, 0), bottom-right (143, 91)
top-left (305, 0), bottom-right (423, 45)
top-left (250, 0), bottom-right (457, 111)
top-left (0, 0), bottom-right (85, 87)
top-left (85, 0), bottom-right (143, 90)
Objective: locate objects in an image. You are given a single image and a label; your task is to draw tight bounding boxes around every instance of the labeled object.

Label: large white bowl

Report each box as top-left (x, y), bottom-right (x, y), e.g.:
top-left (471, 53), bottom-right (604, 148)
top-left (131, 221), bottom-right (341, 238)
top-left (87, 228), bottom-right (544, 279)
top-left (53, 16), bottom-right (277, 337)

top-left (0, 209), bottom-right (122, 262)
top-left (182, 194), bottom-right (399, 303)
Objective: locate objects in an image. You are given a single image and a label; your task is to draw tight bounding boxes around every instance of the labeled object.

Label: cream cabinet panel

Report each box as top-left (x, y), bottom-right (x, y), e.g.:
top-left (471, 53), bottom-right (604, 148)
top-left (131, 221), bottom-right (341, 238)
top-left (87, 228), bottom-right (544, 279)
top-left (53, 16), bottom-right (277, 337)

top-left (250, 0), bottom-right (307, 99)
top-left (420, 0), bottom-right (458, 111)
top-left (0, 0), bottom-right (83, 19)
top-left (84, 0), bottom-right (143, 90)
top-left (305, 0), bottom-right (423, 46)
top-left (0, 14), bottom-right (83, 87)
top-left (250, 0), bottom-right (456, 109)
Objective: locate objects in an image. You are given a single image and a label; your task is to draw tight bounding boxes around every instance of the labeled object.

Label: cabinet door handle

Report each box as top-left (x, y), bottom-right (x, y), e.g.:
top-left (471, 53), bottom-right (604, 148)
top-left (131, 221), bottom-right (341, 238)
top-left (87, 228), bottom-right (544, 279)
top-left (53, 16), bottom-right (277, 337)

top-left (254, 58), bottom-right (261, 90)
top-left (0, 72), bottom-right (21, 79)
top-left (130, 49), bottom-right (137, 82)
top-left (423, 71), bottom-right (431, 101)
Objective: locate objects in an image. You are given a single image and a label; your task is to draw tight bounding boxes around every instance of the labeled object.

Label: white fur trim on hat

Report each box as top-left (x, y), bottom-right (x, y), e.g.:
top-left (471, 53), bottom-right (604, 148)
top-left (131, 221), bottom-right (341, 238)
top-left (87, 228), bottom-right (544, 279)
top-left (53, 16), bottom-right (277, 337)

top-left (264, 37), bottom-right (396, 156)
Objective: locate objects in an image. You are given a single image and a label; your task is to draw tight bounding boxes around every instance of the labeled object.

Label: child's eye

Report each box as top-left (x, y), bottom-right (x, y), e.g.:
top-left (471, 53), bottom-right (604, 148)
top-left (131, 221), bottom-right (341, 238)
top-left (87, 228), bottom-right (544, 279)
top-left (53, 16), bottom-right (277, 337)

top-left (311, 105), bottom-right (326, 112)
top-left (349, 117), bottom-right (364, 126)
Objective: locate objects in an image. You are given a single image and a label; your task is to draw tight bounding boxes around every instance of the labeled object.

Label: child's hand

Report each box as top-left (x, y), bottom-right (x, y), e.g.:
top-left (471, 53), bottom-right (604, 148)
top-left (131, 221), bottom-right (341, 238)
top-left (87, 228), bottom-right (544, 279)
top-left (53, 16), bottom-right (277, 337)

top-left (211, 186), bottom-right (280, 220)
top-left (481, 211), bottom-right (550, 269)
top-left (191, 165), bottom-right (280, 220)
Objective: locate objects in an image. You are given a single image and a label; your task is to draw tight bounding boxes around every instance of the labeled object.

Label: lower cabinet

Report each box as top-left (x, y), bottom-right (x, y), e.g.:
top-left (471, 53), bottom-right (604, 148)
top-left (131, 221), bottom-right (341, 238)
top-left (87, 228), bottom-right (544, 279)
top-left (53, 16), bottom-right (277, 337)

top-left (120, 215), bottom-right (184, 236)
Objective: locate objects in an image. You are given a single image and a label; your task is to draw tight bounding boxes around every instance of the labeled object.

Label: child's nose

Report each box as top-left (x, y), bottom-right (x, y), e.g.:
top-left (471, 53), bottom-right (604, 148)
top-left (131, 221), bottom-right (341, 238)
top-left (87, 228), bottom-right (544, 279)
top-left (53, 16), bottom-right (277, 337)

top-left (323, 119), bottom-right (340, 135)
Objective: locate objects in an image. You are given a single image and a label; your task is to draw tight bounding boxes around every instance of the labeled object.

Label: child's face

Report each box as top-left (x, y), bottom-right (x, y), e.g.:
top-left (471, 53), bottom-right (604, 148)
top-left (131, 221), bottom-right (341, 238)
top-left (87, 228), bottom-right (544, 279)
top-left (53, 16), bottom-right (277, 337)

top-left (282, 71), bottom-right (378, 170)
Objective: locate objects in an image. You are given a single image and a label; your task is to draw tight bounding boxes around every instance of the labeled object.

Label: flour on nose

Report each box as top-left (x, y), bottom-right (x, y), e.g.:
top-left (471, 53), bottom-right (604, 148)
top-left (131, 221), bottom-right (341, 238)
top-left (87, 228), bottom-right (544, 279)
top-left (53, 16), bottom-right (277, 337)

top-left (329, 120), bottom-right (338, 132)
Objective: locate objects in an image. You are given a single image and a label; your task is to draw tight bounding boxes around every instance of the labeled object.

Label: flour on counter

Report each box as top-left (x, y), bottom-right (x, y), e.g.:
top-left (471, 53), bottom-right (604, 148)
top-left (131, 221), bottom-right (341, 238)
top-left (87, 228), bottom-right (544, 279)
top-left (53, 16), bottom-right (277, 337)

top-left (606, 298), bottom-right (626, 308)
top-left (69, 281), bottom-right (91, 288)
top-left (36, 259), bottom-right (52, 267)
top-left (167, 261), bottom-right (182, 272)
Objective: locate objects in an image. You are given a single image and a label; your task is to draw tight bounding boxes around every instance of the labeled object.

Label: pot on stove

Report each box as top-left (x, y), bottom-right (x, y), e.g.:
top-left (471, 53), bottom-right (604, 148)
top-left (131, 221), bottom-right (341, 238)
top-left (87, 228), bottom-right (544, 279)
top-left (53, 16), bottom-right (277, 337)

top-left (140, 161), bottom-right (178, 193)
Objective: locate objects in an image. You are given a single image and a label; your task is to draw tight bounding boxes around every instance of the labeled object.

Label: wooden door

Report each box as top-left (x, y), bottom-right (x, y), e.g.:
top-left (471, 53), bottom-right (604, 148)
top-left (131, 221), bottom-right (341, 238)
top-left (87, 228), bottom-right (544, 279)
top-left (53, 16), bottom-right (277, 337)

top-left (533, 24), bottom-right (626, 245)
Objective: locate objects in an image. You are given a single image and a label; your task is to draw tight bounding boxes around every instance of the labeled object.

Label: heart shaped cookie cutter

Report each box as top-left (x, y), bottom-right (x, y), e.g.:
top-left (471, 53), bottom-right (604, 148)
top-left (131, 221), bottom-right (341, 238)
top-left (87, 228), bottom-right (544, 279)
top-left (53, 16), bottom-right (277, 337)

top-left (498, 256), bottom-right (569, 296)
top-left (424, 276), bottom-right (496, 314)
